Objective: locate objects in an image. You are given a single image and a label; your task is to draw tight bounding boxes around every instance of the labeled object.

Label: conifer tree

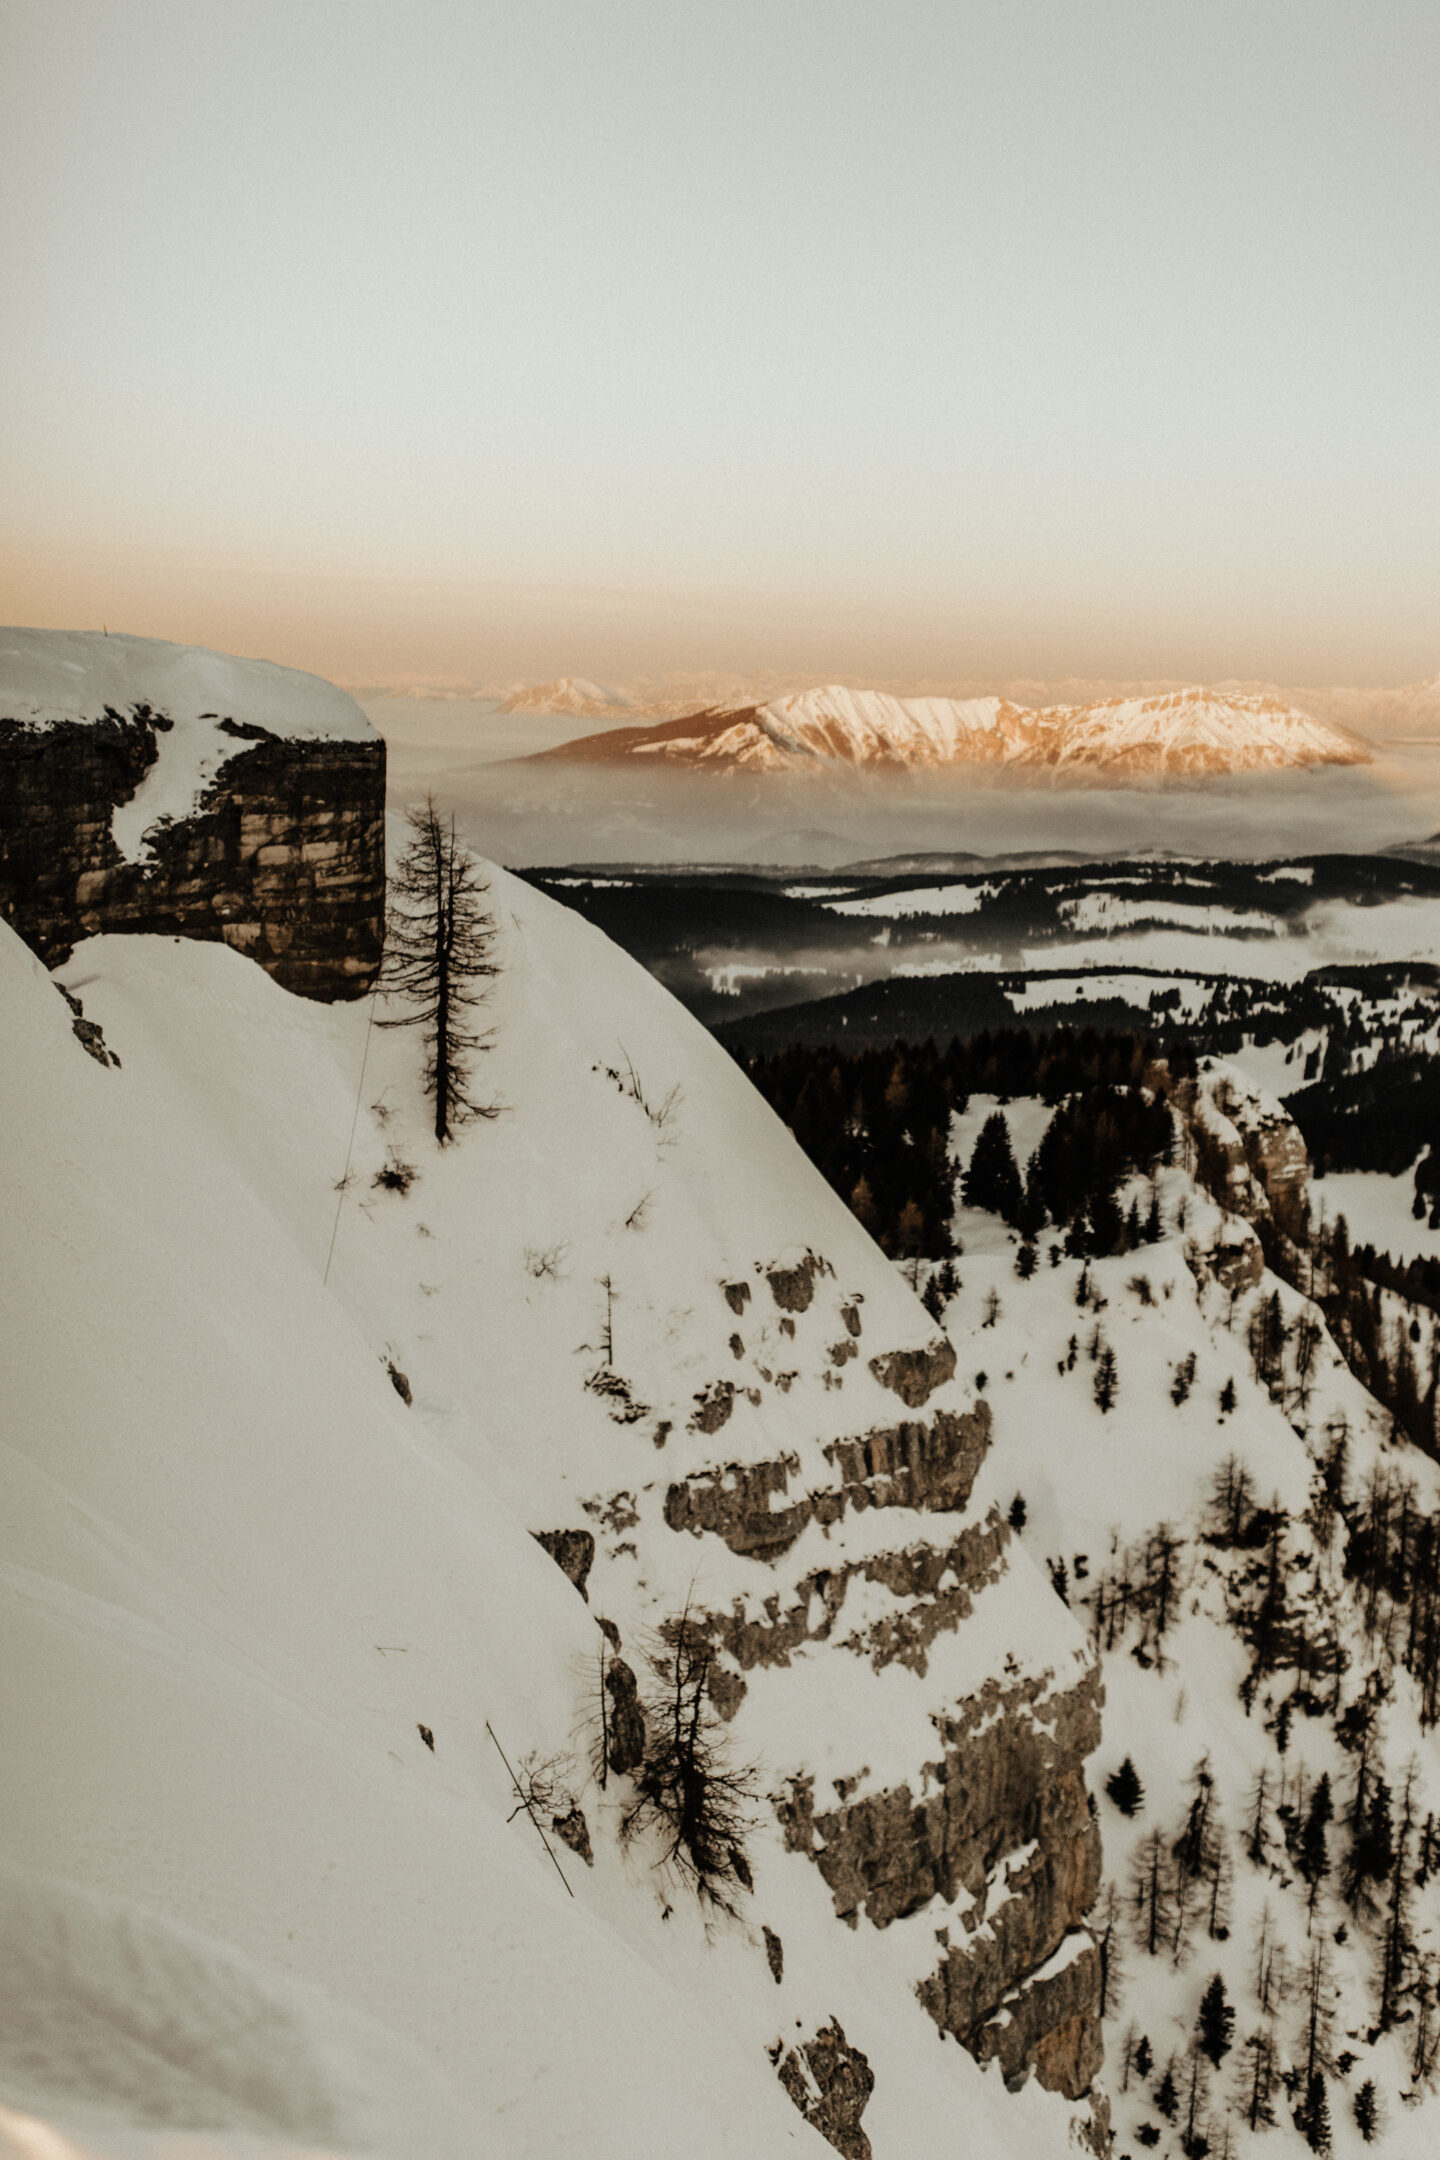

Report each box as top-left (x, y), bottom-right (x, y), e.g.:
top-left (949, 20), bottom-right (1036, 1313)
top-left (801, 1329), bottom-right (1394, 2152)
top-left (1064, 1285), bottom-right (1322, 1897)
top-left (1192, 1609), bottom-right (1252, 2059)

top-left (1353, 2078), bottom-right (1378, 2143)
top-left (1154, 2061), bottom-right (1179, 2120)
top-left (1252, 1901), bottom-right (1285, 2017)
top-left (1181, 2046), bottom-right (1210, 2151)
top-left (1242, 2028), bottom-right (1277, 2132)
top-left (1379, 1763), bottom-right (1417, 2031)
top-left (1245, 1770), bottom-right (1272, 1869)
top-left (1300, 2069), bottom-right (1331, 2154)
top-left (1094, 1881), bottom-right (1125, 2018)
top-left (1198, 1973), bottom-right (1235, 2067)
top-left (1107, 1756), bottom-right (1144, 1817)
top-left (1094, 1344), bottom-right (1119, 1413)
top-left (1298, 1773), bottom-right (1334, 1913)
top-left (963, 1113), bottom-right (1024, 1225)
top-left (1134, 1828), bottom-right (1172, 1957)
top-left (381, 798), bottom-right (500, 1143)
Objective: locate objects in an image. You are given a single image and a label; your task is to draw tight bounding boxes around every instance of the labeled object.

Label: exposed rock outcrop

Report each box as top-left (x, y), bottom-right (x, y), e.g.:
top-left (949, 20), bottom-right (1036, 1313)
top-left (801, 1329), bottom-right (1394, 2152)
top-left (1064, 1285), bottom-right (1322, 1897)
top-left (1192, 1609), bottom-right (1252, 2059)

top-left (867, 1337), bottom-right (957, 1408)
top-left (533, 1528), bottom-right (596, 1600)
top-left (776, 1662), bottom-right (1103, 2094)
top-left (0, 633), bottom-right (384, 1001)
top-left (663, 1403), bottom-right (991, 1559)
top-left (693, 1512), bottom-right (1011, 1688)
top-left (1187, 1063), bottom-right (1311, 1244)
top-left (777, 2019), bottom-right (875, 2160)
top-left (971, 1932), bottom-right (1104, 2098)
top-left (766, 1251), bottom-right (831, 1312)
top-left (602, 1654), bottom-right (647, 1776)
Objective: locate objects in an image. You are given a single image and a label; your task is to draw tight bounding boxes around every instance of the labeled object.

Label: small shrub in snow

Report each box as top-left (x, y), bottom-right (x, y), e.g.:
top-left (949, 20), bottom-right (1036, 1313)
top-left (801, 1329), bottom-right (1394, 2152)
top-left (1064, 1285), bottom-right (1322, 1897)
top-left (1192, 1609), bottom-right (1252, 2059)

top-left (372, 1155), bottom-right (418, 1194)
top-left (594, 1049), bottom-right (682, 1133)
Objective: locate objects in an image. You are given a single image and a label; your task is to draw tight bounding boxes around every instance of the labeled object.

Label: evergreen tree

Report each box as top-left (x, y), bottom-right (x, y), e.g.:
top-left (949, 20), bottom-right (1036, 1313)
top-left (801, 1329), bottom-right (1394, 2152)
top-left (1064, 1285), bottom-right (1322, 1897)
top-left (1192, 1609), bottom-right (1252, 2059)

top-left (381, 798), bottom-right (500, 1143)
top-left (963, 1113), bottom-right (1024, 1225)
top-left (1107, 1756), bottom-right (1144, 1817)
top-left (1218, 1376), bottom-right (1237, 1419)
top-left (1353, 2078), bottom-right (1378, 2143)
top-left (1007, 1492), bottom-right (1027, 1531)
top-left (1197, 1973), bottom-right (1235, 2067)
top-left (1155, 2063), bottom-right (1179, 2120)
top-left (1300, 2070), bottom-right (1331, 2154)
top-left (1094, 1344), bottom-right (1119, 1413)
top-left (1297, 1773), bottom-right (1334, 1911)
top-left (1135, 2034), bottom-right (1154, 2080)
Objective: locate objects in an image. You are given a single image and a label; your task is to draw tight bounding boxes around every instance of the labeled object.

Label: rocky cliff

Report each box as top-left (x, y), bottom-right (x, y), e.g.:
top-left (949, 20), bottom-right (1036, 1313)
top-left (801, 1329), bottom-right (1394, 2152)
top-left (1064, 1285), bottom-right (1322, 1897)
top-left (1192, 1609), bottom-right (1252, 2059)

top-left (0, 630), bottom-right (384, 1000)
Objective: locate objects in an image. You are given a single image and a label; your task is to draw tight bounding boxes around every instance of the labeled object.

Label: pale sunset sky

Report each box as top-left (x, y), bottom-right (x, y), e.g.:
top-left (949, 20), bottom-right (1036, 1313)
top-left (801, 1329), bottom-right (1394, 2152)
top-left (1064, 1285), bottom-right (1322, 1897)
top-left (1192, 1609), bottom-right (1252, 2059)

top-left (3, 0), bottom-right (1438, 690)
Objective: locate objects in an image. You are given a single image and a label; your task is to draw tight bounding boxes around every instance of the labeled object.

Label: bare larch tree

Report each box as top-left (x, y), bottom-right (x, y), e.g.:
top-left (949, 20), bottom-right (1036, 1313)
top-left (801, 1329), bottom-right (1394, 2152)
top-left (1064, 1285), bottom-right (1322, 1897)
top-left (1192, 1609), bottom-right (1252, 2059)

top-left (381, 799), bottom-right (499, 1143)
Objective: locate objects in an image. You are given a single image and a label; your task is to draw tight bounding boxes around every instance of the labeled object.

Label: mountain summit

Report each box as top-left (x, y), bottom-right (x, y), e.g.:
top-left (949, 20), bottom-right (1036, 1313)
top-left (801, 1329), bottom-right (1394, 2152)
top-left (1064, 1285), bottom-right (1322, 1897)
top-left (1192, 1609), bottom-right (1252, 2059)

top-left (531, 683), bottom-right (1370, 776)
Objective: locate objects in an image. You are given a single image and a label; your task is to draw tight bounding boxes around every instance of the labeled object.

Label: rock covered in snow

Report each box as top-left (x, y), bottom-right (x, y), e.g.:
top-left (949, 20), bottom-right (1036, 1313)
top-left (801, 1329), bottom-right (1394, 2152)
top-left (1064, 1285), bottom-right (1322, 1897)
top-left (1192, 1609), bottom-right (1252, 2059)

top-left (0, 628), bottom-right (384, 999)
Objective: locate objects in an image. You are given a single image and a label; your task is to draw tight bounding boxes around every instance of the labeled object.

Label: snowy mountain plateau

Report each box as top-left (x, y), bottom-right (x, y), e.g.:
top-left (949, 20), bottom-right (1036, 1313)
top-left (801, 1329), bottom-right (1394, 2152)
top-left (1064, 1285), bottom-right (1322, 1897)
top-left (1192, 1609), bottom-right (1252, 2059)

top-left (529, 685), bottom-right (1370, 778)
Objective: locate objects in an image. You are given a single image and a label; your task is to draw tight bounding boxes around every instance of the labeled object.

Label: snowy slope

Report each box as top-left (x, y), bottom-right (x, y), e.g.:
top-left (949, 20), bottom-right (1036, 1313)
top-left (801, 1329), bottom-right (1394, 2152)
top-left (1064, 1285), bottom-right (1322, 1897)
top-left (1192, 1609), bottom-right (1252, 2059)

top-left (1, 876), bottom-right (1096, 2156)
top-left (0, 918), bottom-right (846, 2160)
top-left (534, 684), bottom-right (1368, 776)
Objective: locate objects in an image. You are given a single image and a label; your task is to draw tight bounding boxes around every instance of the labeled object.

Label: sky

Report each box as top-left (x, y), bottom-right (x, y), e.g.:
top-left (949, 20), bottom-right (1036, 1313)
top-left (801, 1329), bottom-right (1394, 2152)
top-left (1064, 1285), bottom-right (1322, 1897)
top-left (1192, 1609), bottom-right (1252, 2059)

top-left (3, 0), bottom-right (1439, 691)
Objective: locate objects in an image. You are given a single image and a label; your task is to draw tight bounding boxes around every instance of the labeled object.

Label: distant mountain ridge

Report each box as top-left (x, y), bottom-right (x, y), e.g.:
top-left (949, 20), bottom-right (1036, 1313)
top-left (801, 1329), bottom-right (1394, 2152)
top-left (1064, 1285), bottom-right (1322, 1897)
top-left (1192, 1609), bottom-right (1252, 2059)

top-left (496, 677), bottom-right (636, 717)
top-left (528, 683), bottom-right (1371, 777)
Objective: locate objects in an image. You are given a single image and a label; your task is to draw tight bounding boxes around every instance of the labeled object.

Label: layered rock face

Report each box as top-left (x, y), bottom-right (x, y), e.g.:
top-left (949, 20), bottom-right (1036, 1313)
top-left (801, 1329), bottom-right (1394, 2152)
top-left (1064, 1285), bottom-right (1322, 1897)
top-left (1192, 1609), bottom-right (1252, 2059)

top-left (0, 631), bottom-right (384, 1001)
top-left (1184, 1060), bottom-right (1312, 1287)
top-left (619, 1260), bottom-right (1105, 2106)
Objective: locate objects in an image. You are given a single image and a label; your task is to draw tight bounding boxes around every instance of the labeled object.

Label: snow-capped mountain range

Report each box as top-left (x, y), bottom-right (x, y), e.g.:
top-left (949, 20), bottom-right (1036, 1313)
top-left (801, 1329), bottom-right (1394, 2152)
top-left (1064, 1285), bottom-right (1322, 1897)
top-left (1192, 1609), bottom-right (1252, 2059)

top-left (496, 676), bottom-right (637, 717)
top-left (529, 684), bottom-right (1370, 777)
